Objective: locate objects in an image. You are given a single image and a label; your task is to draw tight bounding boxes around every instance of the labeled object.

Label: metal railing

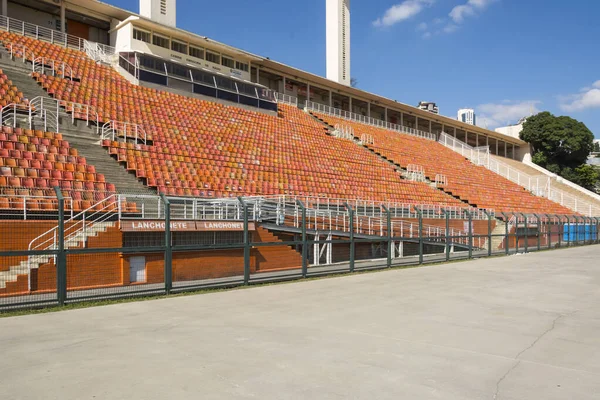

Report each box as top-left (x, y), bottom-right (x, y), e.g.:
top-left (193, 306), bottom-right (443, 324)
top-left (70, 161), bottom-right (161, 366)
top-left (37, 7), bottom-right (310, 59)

top-left (0, 15), bottom-right (115, 55)
top-left (439, 132), bottom-right (600, 216)
top-left (32, 57), bottom-right (73, 80)
top-left (1, 41), bottom-right (35, 63)
top-left (102, 121), bottom-right (149, 144)
top-left (274, 92), bottom-right (298, 106)
top-left (305, 101), bottom-right (438, 141)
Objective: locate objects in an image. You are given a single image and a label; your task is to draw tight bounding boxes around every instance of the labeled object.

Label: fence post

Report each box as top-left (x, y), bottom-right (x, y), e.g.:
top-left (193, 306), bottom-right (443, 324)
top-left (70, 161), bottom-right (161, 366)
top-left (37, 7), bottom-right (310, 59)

top-left (382, 205), bottom-right (392, 268)
top-left (54, 186), bottom-right (67, 306)
top-left (565, 216), bottom-right (571, 247)
top-left (414, 206), bottom-right (423, 265)
top-left (297, 200), bottom-right (308, 278)
top-left (533, 213), bottom-right (541, 251)
top-left (238, 197), bottom-right (250, 284)
top-left (595, 217), bottom-right (600, 245)
top-left (558, 215), bottom-right (563, 248)
top-left (160, 193), bottom-right (172, 295)
top-left (521, 213), bottom-right (528, 253)
top-left (484, 210), bottom-right (492, 257)
top-left (467, 211), bottom-right (473, 259)
top-left (501, 212), bottom-right (509, 255)
top-left (344, 203), bottom-right (355, 272)
top-left (545, 214), bottom-right (552, 250)
top-left (441, 208), bottom-right (450, 262)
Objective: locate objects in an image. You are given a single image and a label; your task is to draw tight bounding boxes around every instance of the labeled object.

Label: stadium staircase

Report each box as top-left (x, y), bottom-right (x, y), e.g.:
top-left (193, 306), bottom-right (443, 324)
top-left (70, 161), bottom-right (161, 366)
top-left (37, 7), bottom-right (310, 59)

top-left (0, 47), bottom-right (154, 196)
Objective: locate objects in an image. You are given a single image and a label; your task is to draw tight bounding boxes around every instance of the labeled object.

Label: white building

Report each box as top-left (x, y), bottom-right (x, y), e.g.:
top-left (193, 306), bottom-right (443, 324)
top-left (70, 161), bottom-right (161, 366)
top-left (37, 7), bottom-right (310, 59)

top-left (417, 101), bottom-right (439, 115)
top-left (495, 117), bottom-right (528, 140)
top-left (140, 0), bottom-right (176, 28)
top-left (457, 108), bottom-right (476, 126)
top-left (326, 0), bottom-right (350, 86)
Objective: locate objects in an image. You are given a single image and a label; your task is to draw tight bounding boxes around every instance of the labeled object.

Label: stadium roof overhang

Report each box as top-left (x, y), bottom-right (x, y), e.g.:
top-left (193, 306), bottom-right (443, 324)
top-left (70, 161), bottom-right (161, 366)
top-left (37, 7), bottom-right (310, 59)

top-left (258, 60), bottom-right (527, 146)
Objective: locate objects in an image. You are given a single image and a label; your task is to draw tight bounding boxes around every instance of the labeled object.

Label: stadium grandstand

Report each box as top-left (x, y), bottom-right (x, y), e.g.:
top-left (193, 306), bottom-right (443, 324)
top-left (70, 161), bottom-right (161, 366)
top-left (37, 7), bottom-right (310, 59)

top-left (0, 0), bottom-right (599, 306)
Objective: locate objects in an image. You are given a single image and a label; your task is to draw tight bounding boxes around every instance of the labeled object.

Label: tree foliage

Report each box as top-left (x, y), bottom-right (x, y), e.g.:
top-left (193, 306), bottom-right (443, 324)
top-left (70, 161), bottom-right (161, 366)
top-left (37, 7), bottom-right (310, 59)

top-left (520, 112), bottom-right (598, 190)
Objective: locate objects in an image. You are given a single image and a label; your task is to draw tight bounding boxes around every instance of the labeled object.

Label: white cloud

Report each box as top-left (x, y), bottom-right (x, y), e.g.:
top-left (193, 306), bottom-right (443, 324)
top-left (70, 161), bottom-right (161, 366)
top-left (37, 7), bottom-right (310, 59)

top-left (373, 0), bottom-right (435, 27)
top-left (449, 0), bottom-right (497, 24)
top-left (476, 100), bottom-right (541, 129)
top-left (443, 23), bottom-right (459, 33)
top-left (432, 17), bottom-right (444, 24)
top-left (417, 22), bottom-right (428, 31)
top-left (559, 82), bottom-right (600, 112)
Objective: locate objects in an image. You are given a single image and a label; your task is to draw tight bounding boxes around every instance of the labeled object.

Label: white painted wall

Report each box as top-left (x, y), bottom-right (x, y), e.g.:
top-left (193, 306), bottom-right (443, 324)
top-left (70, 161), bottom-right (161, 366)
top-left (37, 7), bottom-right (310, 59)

top-left (114, 22), bottom-right (251, 81)
top-left (495, 124), bottom-right (523, 140)
top-left (326, 0), bottom-right (350, 86)
top-left (140, 0), bottom-right (176, 27)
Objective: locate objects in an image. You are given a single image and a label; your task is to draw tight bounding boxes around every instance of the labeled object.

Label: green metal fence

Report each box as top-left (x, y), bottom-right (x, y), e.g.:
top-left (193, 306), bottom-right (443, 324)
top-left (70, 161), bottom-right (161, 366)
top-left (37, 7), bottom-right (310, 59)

top-left (1, 190), bottom-right (599, 311)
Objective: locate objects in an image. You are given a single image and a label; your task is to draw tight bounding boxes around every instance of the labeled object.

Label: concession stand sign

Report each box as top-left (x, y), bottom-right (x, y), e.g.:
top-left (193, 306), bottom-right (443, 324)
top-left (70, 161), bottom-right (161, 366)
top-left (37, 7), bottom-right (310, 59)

top-left (121, 220), bottom-right (255, 232)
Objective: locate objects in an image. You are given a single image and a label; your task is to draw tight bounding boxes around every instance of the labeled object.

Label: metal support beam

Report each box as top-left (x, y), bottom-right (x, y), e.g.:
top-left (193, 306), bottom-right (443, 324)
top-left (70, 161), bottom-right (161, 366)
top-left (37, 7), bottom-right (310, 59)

top-left (54, 186), bottom-right (66, 305)
top-left (60, 2), bottom-right (66, 33)
top-left (483, 210), bottom-right (493, 257)
top-left (441, 209), bottom-right (450, 262)
top-left (297, 200), bottom-right (308, 278)
top-left (382, 205), bottom-right (392, 268)
top-left (238, 197), bottom-right (250, 285)
top-left (414, 206), bottom-right (423, 264)
top-left (345, 203), bottom-right (355, 272)
top-left (161, 193), bottom-right (172, 294)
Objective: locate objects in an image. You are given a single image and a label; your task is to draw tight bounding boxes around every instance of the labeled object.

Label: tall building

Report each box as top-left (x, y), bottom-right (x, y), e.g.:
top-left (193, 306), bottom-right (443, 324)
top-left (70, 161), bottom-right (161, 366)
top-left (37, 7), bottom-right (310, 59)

top-left (458, 108), bottom-right (476, 126)
top-left (417, 101), bottom-right (439, 115)
top-left (326, 0), bottom-right (350, 86)
top-left (140, 0), bottom-right (177, 27)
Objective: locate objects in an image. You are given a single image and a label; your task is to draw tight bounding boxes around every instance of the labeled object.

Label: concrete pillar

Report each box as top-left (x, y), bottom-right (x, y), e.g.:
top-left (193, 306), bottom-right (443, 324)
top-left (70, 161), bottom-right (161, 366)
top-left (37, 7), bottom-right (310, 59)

top-left (282, 76), bottom-right (286, 94)
top-left (349, 97), bottom-right (352, 113)
top-left (306, 83), bottom-right (311, 102)
top-left (367, 102), bottom-right (370, 118)
top-left (256, 66), bottom-right (259, 84)
top-left (429, 120), bottom-right (432, 134)
top-left (329, 90), bottom-right (333, 107)
top-left (512, 144), bottom-right (515, 159)
top-left (496, 139), bottom-right (499, 155)
top-left (415, 116), bottom-right (418, 130)
top-left (400, 112), bottom-right (403, 127)
top-left (1, 0), bottom-right (7, 17)
top-left (453, 127), bottom-right (457, 138)
top-left (504, 141), bottom-right (507, 157)
top-left (384, 107), bottom-right (388, 122)
top-left (60, 1), bottom-right (66, 33)
top-left (442, 124), bottom-right (445, 134)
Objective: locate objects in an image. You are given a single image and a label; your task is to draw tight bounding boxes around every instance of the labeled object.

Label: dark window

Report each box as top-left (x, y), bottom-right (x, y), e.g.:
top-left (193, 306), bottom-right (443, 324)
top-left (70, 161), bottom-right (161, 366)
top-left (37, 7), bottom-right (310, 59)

top-left (152, 34), bottom-right (170, 49)
top-left (133, 28), bottom-right (151, 43)
top-left (205, 51), bottom-right (220, 64)
top-left (189, 46), bottom-right (204, 59)
top-left (171, 40), bottom-right (188, 54)
top-left (221, 55), bottom-right (235, 68)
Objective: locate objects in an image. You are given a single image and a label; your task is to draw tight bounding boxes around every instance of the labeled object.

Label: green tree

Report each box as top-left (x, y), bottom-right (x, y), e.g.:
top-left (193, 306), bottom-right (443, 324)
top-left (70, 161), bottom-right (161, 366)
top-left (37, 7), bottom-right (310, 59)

top-left (520, 112), bottom-right (598, 190)
top-left (594, 141), bottom-right (600, 153)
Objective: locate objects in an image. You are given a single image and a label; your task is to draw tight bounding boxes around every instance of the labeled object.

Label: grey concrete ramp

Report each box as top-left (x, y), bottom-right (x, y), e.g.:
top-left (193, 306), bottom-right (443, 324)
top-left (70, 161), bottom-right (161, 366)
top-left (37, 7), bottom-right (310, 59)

top-left (1, 245), bottom-right (599, 399)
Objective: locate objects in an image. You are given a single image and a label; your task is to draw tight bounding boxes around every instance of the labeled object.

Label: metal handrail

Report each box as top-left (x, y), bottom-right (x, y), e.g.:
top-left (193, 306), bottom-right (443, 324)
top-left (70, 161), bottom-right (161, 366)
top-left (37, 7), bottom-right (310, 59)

top-left (439, 132), bottom-right (600, 216)
top-left (305, 101), bottom-right (438, 141)
top-left (32, 57), bottom-right (74, 80)
top-left (0, 15), bottom-right (115, 55)
top-left (1, 41), bottom-right (35, 63)
top-left (102, 121), bottom-right (148, 144)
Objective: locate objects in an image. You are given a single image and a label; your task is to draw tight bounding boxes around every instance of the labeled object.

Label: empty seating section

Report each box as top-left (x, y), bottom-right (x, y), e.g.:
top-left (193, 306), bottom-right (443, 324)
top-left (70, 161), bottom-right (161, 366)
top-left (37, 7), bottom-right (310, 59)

top-left (0, 32), bottom-right (469, 205)
top-left (312, 112), bottom-right (574, 214)
top-left (0, 68), bottom-right (28, 107)
top-left (0, 126), bottom-right (117, 211)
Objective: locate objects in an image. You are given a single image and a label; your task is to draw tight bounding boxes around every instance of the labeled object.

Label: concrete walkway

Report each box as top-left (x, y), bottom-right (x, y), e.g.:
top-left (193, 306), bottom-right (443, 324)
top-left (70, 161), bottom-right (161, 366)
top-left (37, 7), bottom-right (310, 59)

top-left (1, 245), bottom-right (599, 399)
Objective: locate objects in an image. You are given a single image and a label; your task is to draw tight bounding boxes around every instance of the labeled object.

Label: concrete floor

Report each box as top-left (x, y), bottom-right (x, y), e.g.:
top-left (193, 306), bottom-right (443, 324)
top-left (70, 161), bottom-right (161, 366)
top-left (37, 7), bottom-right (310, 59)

top-left (1, 245), bottom-right (599, 400)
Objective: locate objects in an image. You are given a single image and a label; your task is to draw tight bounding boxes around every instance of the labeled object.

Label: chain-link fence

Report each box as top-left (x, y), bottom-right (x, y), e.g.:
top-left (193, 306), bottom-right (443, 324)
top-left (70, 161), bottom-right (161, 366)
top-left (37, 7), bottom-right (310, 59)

top-left (1, 189), bottom-right (599, 311)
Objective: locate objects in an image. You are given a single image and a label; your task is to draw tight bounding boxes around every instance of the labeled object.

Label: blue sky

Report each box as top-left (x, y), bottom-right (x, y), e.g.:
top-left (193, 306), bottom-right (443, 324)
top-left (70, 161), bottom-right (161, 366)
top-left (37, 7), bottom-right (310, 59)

top-left (106, 0), bottom-right (600, 137)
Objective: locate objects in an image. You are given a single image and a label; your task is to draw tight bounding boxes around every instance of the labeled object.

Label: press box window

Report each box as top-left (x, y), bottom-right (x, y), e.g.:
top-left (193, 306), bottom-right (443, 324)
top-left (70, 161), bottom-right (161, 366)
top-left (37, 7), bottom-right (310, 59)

top-left (152, 34), bottom-right (170, 49)
top-left (133, 28), bottom-right (151, 43)
top-left (235, 61), bottom-right (249, 72)
top-left (221, 55), bottom-right (235, 69)
top-left (171, 40), bottom-right (188, 54)
top-left (205, 51), bottom-right (220, 64)
top-left (189, 46), bottom-right (204, 59)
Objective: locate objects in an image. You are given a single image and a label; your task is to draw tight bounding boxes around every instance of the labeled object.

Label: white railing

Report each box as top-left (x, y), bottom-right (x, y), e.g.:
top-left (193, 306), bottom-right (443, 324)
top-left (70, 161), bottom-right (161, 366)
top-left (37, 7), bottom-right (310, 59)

top-left (1, 41), bottom-right (35, 63)
top-left (332, 124), bottom-right (355, 140)
top-left (0, 15), bottom-right (115, 55)
top-left (84, 40), bottom-right (117, 65)
top-left (0, 103), bottom-right (22, 128)
top-left (439, 132), bottom-right (600, 216)
top-left (305, 101), bottom-right (438, 141)
top-left (404, 164), bottom-right (426, 182)
top-left (274, 92), bottom-right (298, 106)
top-left (102, 121), bottom-right (148, 144)
top-left (360, 133), bottom-right (374, 145)
top-left (435, 174), bottom-right (448, 188)
top-left (32, 57), bottom-right (73, 80)
top-left (28, 96), bottom-right (101, 133)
